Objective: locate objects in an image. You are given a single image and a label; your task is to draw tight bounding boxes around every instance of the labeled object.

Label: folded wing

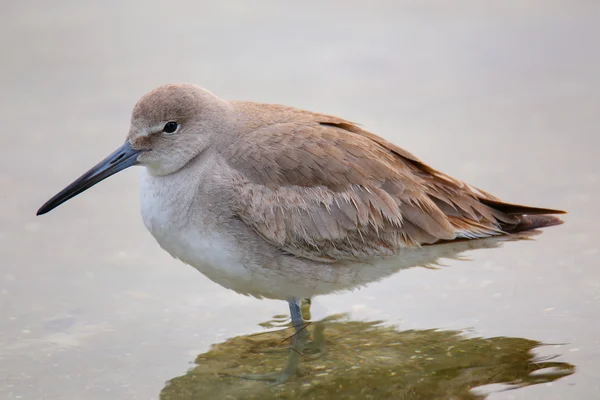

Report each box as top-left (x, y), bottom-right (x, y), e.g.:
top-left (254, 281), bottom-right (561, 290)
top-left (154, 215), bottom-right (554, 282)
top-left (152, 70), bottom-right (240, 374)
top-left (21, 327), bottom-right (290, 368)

top-left (225, 106), bottom-right (564, 262)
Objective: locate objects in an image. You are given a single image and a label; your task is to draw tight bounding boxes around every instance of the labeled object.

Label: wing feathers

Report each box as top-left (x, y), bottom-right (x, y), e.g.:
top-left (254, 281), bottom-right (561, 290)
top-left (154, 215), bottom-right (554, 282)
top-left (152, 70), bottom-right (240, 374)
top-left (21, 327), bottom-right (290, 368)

top-left (226, 103), bottom-right (564, 261)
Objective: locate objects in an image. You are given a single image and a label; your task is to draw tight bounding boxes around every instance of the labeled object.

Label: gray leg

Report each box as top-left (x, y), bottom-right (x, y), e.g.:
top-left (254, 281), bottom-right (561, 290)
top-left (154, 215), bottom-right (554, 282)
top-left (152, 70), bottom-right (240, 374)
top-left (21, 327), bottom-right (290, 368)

top-left (278, 298), bottom-right (309, 379)
top-left (289, 298), bottom-right (304, 328)
top-left (234, 298), bottom-right (309, 383)
top-left (260, 297), bottom-right (325, 357)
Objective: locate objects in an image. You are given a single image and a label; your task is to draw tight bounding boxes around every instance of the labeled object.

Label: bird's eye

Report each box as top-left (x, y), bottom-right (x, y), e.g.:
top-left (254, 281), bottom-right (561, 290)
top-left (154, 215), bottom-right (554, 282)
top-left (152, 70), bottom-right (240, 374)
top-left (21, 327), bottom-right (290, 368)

top-left (163, 121), bottom-right (179, 134)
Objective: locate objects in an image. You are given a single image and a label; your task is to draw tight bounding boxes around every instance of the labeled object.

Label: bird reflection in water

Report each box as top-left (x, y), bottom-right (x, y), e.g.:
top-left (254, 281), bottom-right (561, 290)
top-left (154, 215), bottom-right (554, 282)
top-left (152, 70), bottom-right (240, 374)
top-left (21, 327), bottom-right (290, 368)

top-left (161, 314), bottom-right (574, 400)
top-left (160, 232), bottom-right (574, 399)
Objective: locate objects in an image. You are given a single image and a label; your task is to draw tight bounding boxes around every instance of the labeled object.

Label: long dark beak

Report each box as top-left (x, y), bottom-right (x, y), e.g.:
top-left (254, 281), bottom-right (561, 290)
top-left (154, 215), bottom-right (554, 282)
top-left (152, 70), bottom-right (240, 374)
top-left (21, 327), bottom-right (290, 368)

top-left (37, 141), bottom-right (144, 216)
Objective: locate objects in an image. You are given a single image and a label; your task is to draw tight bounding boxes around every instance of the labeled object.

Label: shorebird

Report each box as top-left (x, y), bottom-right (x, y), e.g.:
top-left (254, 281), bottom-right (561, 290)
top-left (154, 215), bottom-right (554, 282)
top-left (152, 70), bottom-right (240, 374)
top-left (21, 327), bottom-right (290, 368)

top-left (37, 84), bottom-right (565, 382)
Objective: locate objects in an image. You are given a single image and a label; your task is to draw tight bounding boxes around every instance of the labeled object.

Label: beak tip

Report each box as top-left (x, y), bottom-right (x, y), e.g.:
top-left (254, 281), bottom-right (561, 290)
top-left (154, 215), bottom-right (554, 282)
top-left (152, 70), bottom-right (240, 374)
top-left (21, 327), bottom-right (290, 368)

top-left (36, 205), bottom-right (49, 216)
top-left (34, 141), bottom-right (141, 218)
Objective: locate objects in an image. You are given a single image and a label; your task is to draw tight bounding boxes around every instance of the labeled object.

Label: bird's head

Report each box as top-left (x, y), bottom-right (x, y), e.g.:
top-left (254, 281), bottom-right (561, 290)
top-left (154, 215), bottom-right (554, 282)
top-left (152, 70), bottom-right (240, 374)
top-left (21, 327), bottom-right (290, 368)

top-left (37, 84), bottom-right (230, 215)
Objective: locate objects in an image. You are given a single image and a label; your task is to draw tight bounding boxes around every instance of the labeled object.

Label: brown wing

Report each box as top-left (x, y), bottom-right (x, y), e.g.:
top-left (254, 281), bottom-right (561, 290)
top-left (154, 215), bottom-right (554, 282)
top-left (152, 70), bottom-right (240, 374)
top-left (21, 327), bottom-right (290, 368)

top-left (225, 103), bottom-right (564, 262)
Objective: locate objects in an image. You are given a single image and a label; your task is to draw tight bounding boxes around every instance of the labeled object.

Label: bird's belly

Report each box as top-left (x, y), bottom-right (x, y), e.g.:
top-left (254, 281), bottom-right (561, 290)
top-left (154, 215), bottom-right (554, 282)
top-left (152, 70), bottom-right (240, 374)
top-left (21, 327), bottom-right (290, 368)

top-left (140, 198), bottom-right (366, 299)
top-left (139, 171), bottom-right (257, 294)
top-left (148, 221), bottom-right (256, 292)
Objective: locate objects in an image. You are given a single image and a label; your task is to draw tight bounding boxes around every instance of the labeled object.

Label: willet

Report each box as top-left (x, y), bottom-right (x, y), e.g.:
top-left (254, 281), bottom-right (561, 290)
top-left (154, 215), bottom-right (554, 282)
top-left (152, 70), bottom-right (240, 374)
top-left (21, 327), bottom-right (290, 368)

top-left (37, 84), bottom-right (565, 382)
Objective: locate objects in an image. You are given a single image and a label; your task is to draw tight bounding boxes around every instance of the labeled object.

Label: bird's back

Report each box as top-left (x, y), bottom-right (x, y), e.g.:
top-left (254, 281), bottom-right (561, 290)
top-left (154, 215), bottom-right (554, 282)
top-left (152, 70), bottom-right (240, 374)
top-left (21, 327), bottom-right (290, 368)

top-left (221, 101), bottom-right (564, 263)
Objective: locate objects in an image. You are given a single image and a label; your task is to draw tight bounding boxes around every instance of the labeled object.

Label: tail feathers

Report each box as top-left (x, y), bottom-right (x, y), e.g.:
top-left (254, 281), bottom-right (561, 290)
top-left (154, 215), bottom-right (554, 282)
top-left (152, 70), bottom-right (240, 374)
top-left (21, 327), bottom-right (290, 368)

top-left (477, 198), bottom-right (566, 234)
top-left (503, 214), bottom-right (564, 233)
top-left (479, 198), bottom-right (566, 216)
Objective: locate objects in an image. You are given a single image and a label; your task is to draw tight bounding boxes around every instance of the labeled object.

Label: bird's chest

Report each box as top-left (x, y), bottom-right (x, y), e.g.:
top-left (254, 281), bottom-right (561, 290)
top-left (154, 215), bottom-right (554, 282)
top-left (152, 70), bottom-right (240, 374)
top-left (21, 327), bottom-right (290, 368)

top-left (139, 171), bottom-right (252, 288)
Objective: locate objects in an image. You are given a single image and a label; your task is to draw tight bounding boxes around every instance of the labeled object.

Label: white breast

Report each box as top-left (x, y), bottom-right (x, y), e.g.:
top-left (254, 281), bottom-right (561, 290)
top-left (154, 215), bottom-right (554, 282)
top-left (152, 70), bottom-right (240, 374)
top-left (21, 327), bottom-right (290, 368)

top-left (139, 168), bottom-right (256, 293)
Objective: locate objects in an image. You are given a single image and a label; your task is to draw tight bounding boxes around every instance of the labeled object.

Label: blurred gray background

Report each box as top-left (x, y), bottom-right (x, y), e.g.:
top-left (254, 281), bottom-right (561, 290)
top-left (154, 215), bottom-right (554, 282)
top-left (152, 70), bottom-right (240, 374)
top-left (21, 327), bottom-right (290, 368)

top-left (1, 0), bottom-right (598, 399)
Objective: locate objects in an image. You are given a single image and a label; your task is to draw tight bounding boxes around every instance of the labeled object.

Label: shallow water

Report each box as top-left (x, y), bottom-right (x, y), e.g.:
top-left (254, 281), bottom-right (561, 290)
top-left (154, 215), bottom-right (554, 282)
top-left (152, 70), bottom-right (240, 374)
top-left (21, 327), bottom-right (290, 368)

top-left (1, 1), bottom-right (599, 399)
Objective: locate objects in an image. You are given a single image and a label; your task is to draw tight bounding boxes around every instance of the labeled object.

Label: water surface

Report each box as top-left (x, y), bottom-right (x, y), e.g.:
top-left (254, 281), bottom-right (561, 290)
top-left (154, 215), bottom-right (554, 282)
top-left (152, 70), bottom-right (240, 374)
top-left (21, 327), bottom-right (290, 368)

top-left (1, 1), bottom-right (598, 399)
